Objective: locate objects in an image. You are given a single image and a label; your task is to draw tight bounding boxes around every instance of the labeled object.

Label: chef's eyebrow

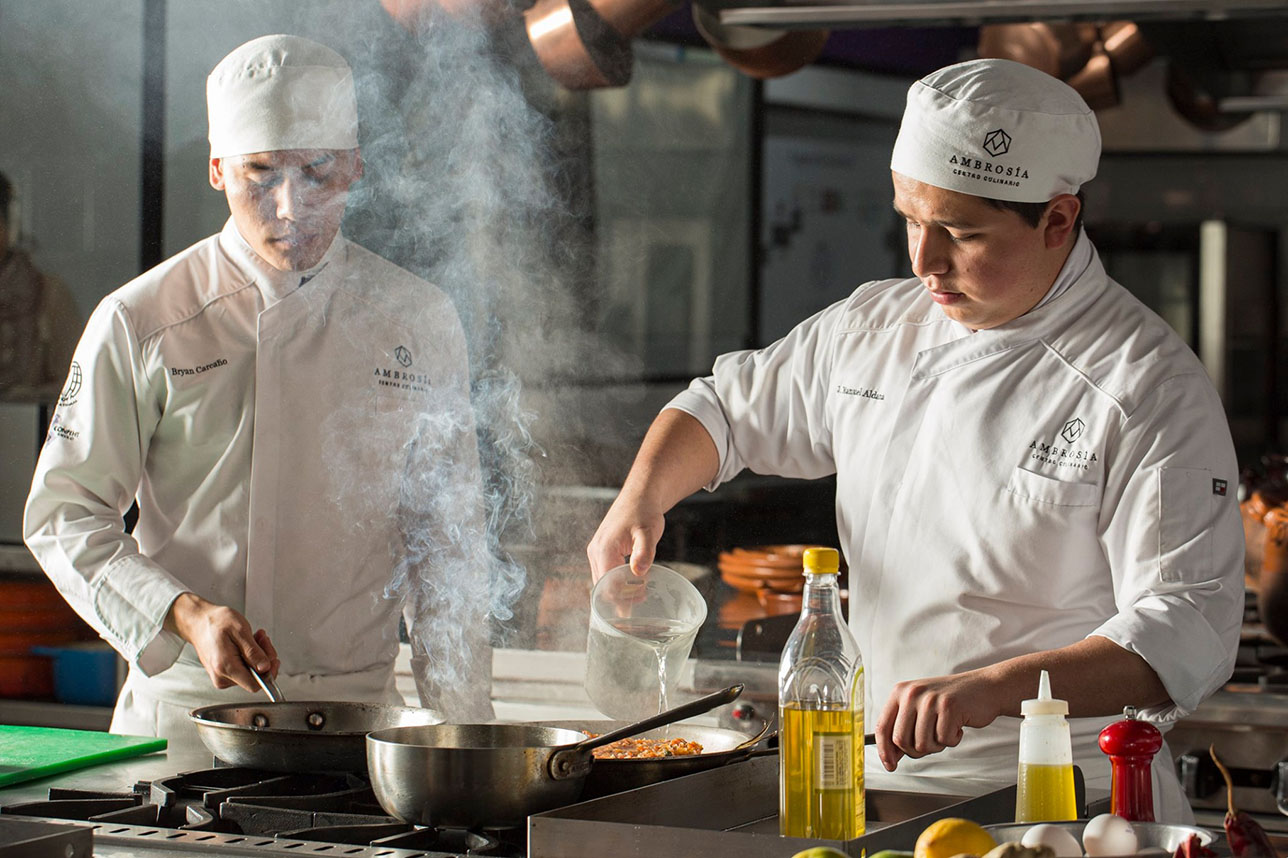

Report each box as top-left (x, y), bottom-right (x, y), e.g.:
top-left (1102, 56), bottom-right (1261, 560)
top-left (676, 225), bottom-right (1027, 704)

top-left (891, 204), bottom-right (981, 230)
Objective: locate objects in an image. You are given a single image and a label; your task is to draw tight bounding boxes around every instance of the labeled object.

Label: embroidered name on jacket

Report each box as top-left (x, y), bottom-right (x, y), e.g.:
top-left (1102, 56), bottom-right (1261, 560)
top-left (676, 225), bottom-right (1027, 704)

top-left (836, 384), bottom-right (885, 400)
top-left (46, 414), bottom-right (80, 442)
top-left (168, 358), bottom-right (228, 377)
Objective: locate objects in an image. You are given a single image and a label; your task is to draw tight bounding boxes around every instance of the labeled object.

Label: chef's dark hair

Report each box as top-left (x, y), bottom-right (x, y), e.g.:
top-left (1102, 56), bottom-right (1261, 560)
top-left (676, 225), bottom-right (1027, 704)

top-left (983, 190), bottom-right (1085, 234)
top-left (0, 172), bottom-right (10, 226)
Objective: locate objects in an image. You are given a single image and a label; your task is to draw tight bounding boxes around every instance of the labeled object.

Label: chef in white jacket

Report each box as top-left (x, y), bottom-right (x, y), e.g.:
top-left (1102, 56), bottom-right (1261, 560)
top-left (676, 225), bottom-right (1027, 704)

top-left (587, 59), bottom-right (1243, 820)
top-left (24, 34), bottom-right (494, 750)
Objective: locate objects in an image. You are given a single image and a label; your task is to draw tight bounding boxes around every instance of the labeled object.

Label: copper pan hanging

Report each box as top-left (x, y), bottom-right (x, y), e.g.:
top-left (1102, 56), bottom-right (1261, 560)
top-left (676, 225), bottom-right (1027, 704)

top-left (692, 3), bottom-right (828, 80)
top-left (525, 0), bottom-right (633, 89)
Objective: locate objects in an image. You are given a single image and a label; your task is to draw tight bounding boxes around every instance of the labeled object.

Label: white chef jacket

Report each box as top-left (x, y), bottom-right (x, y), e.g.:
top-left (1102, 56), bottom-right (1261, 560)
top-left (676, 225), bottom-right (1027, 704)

top-left (669, 231), bottom-right (1244, 820)
top-left (25, 220), bottom-right (493, 749)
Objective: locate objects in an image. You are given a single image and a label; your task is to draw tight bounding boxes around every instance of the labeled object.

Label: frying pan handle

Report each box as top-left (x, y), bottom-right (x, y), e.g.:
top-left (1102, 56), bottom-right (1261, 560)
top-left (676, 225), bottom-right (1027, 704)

top-left (732, 718), bottom-right (774, 751)
top-left (548, 684), bottom-right (744, 781)
top-left (249, 664), bottom-right (285, 703)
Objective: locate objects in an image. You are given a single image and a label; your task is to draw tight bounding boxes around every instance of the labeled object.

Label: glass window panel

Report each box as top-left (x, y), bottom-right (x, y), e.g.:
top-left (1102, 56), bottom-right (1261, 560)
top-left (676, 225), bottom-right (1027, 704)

top-left (591, 47), bottom-right (752, 378)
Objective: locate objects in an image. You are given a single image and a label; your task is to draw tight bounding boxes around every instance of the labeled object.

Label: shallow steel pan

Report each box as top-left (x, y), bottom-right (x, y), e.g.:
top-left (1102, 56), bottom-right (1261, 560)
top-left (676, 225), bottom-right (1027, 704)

top-left (190, 701), bottom-right (444, 774)
top-left (366, 685), bottom-right (744, 827)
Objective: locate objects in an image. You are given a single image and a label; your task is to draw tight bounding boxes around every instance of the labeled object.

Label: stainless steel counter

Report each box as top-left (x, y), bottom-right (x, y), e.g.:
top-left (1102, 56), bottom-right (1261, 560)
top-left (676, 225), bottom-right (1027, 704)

top-left (0, 543), bottom-right (42, 574)
top-left (0, 699), bottom-right (112, 730)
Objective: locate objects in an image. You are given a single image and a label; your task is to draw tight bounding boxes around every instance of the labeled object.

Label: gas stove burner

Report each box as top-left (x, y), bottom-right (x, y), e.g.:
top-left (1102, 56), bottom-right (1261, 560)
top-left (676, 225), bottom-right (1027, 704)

top-left (1, 784), bottom-right (219, 831)
top-left (149, 766), bottom-right (366, 809)
top-left (284, 821), bottom-right (510, 853)
top-left (0, 767), bottom-right (528, 857)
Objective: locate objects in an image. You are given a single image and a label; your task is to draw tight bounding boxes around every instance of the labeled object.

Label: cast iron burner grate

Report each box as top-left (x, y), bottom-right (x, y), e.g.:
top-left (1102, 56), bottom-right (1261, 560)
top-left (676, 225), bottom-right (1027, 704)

top-left (0, 766), bottom-right (524, 857)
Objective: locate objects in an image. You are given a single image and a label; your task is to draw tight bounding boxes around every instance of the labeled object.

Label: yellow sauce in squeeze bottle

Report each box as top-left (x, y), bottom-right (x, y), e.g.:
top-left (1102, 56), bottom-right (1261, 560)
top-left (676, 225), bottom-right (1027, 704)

top-left (1015, 669), bottom-right (1078, 822)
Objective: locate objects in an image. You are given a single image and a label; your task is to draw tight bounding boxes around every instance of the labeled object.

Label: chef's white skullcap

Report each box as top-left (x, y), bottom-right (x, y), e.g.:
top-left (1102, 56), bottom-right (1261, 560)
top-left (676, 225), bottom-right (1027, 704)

top-left (890, 58), bottom-right (1101, 203)
top-left (207, 34), bottom-right (358, 159)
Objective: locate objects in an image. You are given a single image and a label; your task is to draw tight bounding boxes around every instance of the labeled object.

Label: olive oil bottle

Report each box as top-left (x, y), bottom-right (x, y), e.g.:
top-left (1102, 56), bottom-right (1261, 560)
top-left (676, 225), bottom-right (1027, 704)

top-left (778, 547), bottom-right (865, 840)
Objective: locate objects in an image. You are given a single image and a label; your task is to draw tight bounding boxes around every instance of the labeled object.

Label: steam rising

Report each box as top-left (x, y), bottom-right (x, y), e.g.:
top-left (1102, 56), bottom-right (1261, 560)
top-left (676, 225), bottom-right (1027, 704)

top-left (307, 2), bottom-right (626, 714)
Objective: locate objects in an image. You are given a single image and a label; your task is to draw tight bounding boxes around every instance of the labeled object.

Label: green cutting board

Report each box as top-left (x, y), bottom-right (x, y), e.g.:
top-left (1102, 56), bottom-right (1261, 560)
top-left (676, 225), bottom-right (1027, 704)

top-left (0, 725), bottom-right (167, 787)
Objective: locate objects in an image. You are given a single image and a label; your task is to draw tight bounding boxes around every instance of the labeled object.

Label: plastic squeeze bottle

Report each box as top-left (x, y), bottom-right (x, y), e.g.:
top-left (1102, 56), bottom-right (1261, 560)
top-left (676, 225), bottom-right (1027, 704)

top-left (1015, 669), bottom-right (1077, 822)
top-left (1098, 705), bottom-right (1162, 821)
top-left (778, 547), bottom-right (865, 840)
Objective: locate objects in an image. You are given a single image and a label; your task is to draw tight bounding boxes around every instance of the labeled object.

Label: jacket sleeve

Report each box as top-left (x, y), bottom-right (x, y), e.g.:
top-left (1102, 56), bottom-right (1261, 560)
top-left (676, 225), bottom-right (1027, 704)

top-left (1091, 373), bottom-right (1245, 721)
top-left (23, 297), bottom-right (189, 675)
top-left (396, 308), bottom-right (495, 722)
top-left (666, 297), bottom-right (848, 491)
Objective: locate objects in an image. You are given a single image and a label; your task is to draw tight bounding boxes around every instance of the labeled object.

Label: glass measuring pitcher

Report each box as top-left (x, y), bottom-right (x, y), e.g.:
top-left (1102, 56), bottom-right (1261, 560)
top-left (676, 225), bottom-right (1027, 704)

top-left (584, 563), bottom-right (708, 721)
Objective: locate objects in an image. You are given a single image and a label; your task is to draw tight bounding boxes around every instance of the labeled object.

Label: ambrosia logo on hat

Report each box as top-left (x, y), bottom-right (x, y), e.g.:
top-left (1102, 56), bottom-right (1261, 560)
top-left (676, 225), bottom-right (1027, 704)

top-left (890, 58), bottom-right (1101, 203)
top-left (207, 34), bottom-right (359, 159)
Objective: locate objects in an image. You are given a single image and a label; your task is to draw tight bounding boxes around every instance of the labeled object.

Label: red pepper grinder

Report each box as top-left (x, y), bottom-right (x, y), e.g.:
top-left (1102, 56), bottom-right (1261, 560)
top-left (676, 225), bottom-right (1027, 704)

top-left (1098, 706), bottom-right (1163, 821)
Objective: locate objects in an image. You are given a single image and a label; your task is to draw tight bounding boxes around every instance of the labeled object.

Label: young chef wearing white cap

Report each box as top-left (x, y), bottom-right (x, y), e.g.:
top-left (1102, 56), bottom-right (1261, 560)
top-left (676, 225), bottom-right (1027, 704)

top-left (25, 35), bottom-right (494, 749)
top-left (587, 58), bottom-right (1243, 820)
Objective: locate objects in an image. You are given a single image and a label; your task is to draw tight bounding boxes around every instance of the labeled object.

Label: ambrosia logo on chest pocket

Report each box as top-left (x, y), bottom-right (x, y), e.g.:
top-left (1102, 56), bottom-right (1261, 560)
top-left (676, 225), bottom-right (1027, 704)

top-left (1005, 466), bottom-right (1099, 507)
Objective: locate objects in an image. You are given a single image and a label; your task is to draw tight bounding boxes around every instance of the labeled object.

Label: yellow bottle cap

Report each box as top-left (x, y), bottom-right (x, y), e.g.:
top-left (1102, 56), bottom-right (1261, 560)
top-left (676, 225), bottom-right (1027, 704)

top-left (802, 546), bottom-right (840, 575)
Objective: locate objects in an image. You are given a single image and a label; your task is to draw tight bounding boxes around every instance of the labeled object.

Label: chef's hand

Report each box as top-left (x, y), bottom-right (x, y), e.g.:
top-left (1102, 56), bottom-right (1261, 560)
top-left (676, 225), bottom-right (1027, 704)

top-left (165, 592), bottom-right (281, 693)
top-left (874, 669), bottom-right (1002, 772)
top-left (586, 490), bottom-right (666, 583)
top-left (585, 409), bottom-right (720, 583)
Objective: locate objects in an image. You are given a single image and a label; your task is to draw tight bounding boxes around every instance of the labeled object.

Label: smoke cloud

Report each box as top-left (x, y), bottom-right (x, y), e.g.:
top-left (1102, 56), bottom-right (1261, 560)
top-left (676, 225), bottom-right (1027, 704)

top-left (303, 1), bottom-right (637, 711)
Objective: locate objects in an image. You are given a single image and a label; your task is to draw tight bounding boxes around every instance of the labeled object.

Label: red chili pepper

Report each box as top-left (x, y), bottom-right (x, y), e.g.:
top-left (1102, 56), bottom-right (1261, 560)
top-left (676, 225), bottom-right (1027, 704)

top-left (1210, 745), bottom-right (1278, 858)
top-left (1172, 832), bottom-right (1218, 858)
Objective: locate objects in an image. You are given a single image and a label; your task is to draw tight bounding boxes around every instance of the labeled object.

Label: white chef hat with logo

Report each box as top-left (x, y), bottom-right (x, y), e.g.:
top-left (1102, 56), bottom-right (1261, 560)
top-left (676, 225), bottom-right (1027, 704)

top-left (890, 58), bottom-right (1101, 203)
top-left (207, 34), bottom-right (358, 159)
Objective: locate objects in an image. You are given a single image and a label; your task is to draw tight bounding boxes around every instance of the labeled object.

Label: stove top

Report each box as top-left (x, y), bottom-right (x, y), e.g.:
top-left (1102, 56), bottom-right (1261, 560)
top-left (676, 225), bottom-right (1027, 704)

top-left (0, 766), bottom-right (525, 857)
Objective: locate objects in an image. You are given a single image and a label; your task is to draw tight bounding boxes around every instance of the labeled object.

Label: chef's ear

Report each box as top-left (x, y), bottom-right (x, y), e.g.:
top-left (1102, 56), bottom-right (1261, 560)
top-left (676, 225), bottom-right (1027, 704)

top-left (209, 158), bottom-right (227, 192)
top-left (1042, 193), bottom-right (1081, 250)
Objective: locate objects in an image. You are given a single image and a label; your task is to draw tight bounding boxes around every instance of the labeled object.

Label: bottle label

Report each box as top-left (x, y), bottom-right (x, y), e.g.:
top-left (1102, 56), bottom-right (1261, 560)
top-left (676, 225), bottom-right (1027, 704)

top-left (814, 731), bottom-right (852, 790)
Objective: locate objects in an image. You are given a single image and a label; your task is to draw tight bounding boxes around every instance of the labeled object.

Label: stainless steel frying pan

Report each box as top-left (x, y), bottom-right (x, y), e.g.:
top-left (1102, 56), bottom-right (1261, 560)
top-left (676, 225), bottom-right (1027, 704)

top-left (366, 684), bottom-right (744, 827)
top-left (189, 700), bottom-right (444, 773)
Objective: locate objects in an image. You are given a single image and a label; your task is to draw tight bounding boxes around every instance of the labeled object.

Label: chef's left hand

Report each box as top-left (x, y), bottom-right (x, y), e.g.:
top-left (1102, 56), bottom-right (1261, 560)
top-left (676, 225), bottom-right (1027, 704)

top-left (874, 669), bottom-right (1002, 771)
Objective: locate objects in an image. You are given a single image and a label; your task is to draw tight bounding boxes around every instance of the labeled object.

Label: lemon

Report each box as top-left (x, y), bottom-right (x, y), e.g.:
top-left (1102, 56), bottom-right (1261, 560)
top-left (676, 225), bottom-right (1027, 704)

top-left (914, 818), bottom-right (997, 858)
top-left (790, 849), bottom-right (849, 858)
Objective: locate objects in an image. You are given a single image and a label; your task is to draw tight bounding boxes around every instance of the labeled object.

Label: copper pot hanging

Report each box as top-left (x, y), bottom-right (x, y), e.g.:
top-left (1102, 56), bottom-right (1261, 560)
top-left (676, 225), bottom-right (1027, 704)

top-left (524, 0), bottom-right (633, 89)
top-left (691, 3), bottom-right (828, 80)
top-left (590, 0), bottom-right (679, 39)
top-left (977, 22), bottom-right (1097, 80)
top-left (1066, 46), bottom-right (1120, 111)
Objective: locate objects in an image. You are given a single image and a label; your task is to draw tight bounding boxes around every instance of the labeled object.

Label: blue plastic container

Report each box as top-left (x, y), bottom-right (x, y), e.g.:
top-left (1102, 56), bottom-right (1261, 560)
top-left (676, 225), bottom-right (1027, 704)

top-left (30, 643), bottom-right (121, 707)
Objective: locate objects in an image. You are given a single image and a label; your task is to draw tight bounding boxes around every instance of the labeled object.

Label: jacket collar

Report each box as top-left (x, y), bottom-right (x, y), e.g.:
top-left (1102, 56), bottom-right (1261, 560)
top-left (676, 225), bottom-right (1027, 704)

top-left (217, 219), bottom-right (344, 306)
top-left (912, 230), bottom-right (1109, 378)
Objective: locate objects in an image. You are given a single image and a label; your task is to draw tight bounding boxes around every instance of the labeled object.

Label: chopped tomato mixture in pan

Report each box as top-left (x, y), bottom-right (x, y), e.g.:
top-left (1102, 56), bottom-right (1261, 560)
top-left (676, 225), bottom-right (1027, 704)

top-left (584, 734), bottom-right (704, 759)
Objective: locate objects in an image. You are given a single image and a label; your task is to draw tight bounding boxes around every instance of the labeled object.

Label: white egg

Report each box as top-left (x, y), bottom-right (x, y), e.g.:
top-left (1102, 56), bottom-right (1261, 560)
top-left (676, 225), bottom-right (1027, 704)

top-left (1081, 813), bottom-right (1138, 857)
top-left (1022, 823), bottom-right (1083, 858)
